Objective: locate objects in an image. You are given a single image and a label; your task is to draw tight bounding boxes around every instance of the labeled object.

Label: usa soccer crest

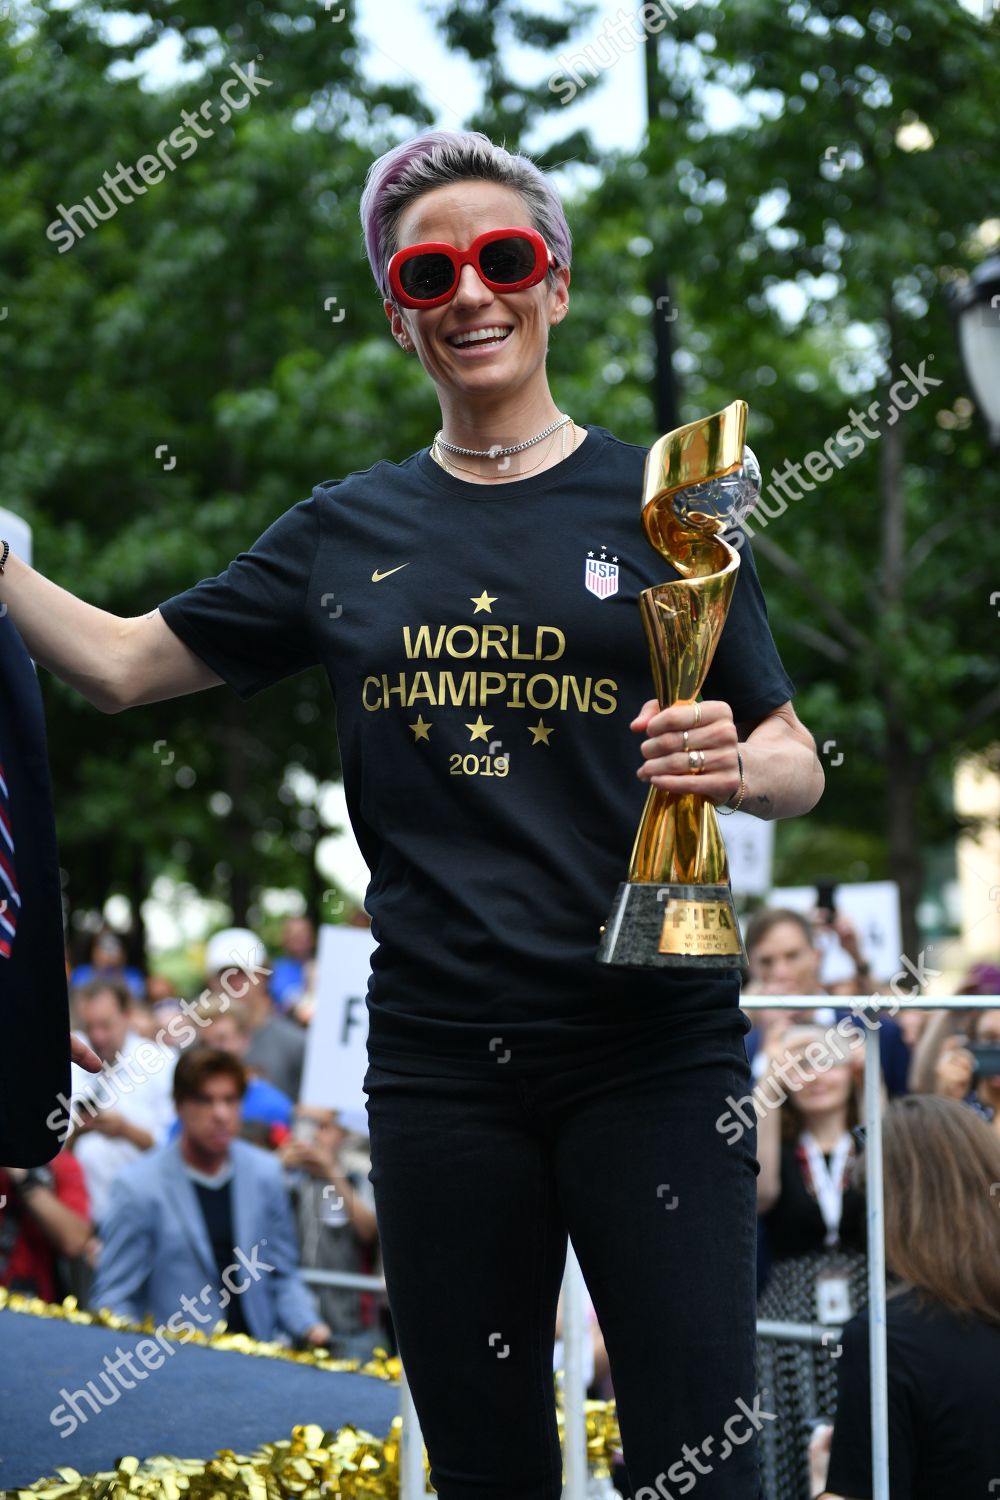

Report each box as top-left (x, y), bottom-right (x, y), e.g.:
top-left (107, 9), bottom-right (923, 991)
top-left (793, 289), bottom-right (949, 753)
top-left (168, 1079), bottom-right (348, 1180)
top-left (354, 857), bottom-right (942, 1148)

top-left (585, 548), bottom-right (619, 599)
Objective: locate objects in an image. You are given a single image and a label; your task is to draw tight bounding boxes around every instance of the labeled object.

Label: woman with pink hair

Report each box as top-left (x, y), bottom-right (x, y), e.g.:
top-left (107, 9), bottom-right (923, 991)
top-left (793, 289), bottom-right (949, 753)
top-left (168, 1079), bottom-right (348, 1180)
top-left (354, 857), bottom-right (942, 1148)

top-left (0, 129), bottom-right (824, 1498)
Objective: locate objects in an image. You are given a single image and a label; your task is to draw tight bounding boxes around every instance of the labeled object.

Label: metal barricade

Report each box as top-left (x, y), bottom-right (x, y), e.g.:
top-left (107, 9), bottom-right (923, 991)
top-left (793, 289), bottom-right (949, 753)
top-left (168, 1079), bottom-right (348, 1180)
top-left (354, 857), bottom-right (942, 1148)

top-left (740, 995), bottom-right (995, 1500)
top-left (755, 1319), bottom-right (845, 1499)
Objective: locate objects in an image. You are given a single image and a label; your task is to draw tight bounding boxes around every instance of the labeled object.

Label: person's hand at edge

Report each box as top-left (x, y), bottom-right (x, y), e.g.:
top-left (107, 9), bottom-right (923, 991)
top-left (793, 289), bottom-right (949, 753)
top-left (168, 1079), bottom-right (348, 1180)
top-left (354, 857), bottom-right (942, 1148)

top-left (71, 1034), bottom-right (102, 1072)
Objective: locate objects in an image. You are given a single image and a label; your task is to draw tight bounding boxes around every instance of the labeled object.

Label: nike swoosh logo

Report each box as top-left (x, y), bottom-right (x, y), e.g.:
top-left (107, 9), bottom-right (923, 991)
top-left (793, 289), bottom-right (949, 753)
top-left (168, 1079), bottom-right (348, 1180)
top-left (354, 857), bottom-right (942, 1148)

top-left (371, 563), bottom-right (410, 583)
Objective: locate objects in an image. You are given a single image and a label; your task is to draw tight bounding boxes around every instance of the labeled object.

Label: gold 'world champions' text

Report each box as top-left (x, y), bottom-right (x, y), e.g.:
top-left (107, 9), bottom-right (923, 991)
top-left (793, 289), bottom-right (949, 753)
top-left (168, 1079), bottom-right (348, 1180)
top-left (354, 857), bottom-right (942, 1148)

top-left (361, 622), bottom-right (619, 714)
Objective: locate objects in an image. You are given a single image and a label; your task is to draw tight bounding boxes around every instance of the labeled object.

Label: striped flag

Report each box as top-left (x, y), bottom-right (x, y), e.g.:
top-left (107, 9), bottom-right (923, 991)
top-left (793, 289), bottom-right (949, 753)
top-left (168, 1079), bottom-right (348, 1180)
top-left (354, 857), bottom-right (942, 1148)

top-left (0, 759), bottom-right (21, 958)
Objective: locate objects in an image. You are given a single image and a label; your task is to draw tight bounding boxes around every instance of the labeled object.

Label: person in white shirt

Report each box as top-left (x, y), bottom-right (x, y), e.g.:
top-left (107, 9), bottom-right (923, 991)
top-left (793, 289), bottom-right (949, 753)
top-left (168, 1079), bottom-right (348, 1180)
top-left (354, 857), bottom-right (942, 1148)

top-left (66, 978), bottom-right (177, 1231)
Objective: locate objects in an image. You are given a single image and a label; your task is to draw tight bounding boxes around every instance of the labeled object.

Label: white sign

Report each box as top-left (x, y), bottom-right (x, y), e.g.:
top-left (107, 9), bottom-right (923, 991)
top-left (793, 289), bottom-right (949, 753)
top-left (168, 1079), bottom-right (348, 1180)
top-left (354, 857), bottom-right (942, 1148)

top-left (719, 811), bottom-right (774, 895)
top-left (768, 880), bottom-right (902, 987)
top-left (300, 924), bottom-right (375, 1133)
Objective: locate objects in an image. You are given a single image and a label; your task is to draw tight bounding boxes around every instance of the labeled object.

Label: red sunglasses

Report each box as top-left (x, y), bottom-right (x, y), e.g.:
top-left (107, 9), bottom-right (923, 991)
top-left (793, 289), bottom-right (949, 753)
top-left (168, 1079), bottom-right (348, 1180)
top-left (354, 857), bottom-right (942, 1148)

top-left (387, 226), bottom-right (554, 309)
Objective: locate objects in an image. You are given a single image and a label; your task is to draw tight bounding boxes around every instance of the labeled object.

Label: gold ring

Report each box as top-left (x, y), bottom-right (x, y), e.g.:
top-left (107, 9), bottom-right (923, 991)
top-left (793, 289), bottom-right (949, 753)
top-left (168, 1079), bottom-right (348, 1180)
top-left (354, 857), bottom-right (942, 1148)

top-left (682, 729), bottom-right (690, 752)
top-left (692, 701), bottom-right (702, 727)
top-left (688, 748), bottom-right (705, 774)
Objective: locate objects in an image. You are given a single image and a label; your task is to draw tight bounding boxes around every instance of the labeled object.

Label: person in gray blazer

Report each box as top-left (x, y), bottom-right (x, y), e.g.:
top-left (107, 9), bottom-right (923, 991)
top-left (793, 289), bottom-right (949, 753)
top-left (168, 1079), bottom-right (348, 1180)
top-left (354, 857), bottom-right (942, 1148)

top-left (90, 1046), bottom-right (330, 1347)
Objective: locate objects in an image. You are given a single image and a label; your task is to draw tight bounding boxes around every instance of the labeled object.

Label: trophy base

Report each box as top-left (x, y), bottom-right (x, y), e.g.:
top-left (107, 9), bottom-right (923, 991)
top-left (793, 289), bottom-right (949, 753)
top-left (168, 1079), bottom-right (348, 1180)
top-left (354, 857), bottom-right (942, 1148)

top-left (596, 882), bottom-right (748, 970)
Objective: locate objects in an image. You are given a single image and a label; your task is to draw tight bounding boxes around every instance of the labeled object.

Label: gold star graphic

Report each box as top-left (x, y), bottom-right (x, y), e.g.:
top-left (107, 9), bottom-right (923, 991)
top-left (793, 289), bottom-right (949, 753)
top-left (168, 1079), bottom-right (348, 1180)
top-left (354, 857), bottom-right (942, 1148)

top-left (408, 715), bottom-right (432, 741)
top-left (465, 714), bottom-right (493, 742)
top-left (528, 718), bottom-right (553, 745)
top-left (470, 590), bottom-right (497, 613)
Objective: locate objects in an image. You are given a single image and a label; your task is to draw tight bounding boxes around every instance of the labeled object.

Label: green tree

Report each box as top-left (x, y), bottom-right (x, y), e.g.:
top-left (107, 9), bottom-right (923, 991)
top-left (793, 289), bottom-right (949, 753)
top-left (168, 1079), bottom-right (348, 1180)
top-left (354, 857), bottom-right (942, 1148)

top-left (549, 0), bottom-right (1000, 959)
top-left (1, 0), bottom-right (433, 946)
top-left (4, 0), bottom-right (997, 970)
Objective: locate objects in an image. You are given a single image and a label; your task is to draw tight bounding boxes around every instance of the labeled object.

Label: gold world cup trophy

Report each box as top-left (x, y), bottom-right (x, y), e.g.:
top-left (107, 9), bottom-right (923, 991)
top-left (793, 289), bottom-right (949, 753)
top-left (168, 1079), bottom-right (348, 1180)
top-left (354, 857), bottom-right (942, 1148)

top-left (597, 399), bottom-right (762, 969)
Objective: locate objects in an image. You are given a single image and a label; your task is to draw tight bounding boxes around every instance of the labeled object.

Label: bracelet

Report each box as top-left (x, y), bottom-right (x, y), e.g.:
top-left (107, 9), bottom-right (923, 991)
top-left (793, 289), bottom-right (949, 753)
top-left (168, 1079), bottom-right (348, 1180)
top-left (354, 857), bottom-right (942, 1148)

top-left (716, 750), bottom-right (746, 814)
top-left (0, 539), bottom-right (9, 574)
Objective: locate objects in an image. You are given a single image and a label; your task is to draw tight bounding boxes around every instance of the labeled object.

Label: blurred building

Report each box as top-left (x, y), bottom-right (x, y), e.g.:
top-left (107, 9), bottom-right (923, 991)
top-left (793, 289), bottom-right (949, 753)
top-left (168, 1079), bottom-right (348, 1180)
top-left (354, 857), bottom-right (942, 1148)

top-left (954, 750), bottom-right (1000, 963)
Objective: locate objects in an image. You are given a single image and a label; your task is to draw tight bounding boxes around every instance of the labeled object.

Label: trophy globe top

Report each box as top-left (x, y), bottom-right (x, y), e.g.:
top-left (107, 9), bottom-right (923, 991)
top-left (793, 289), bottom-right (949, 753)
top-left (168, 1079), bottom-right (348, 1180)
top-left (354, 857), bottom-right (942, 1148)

top-left (641, 400), bottom-right (762, 580)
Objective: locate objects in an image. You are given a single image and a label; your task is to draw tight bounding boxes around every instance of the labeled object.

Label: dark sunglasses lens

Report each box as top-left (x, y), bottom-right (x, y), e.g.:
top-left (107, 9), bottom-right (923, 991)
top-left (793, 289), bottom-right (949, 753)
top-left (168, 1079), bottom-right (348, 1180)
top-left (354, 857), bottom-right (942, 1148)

top-left (480, 236), bottom-right (538, 285)
top-left (400, 252), bottom-right (455, 301)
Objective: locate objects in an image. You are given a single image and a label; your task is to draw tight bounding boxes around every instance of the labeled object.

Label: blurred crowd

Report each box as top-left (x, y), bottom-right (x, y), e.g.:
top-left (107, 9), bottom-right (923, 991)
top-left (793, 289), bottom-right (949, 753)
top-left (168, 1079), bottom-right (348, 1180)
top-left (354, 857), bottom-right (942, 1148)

top-left (1, 903), bottom-right (997, 1498)
top-left (1, 916), bottom-right (383, 1365)
top-left (737, 905), bottom-right (1000, 1499)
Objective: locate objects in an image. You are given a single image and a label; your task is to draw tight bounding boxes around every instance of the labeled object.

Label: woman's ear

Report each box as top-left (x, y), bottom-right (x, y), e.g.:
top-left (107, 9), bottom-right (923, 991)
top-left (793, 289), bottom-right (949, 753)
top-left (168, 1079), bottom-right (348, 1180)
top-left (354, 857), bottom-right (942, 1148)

top-left (384, 298), bottom-right (413, 350)
top-left (549, 265), bottom-right (570, 326)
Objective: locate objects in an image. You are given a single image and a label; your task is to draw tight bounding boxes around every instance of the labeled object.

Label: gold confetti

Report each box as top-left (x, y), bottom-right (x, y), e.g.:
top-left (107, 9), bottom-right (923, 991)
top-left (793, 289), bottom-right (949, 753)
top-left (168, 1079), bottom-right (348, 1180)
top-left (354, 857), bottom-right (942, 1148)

top-left (0, 1290), bottom-right (620, 1497)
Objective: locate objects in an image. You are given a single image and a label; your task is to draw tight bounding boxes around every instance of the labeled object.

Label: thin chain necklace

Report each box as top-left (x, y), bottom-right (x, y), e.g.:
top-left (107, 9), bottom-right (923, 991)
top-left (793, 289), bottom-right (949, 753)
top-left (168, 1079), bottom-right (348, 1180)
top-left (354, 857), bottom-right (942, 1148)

top-left (431, 418), bottom-right (576, 481)
top-left (434, 412), bottom-right (572, 459)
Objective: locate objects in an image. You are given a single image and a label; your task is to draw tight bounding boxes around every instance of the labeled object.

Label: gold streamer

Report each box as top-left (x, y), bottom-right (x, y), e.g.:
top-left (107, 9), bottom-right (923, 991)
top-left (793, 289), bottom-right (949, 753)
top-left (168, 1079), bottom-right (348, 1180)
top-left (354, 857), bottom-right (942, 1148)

top-left (0, 1292), bottom-right (622, 1498)
top-left (0, 1287), bottom-right (399, 1379)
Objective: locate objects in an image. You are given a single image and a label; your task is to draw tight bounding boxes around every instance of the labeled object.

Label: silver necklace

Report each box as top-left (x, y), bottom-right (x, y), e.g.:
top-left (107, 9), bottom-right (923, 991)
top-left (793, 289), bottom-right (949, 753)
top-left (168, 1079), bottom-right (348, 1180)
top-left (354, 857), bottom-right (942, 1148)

top-left (434, 412), bottom-right (572, 459)
top-left (431, 418), bottom-right (573, 480)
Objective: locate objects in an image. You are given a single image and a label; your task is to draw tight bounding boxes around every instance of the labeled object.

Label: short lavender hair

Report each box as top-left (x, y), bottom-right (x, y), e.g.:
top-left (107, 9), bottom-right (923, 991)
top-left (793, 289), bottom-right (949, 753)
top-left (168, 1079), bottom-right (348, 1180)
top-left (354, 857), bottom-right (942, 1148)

top-left (359, 129), bottom-right (572, 302)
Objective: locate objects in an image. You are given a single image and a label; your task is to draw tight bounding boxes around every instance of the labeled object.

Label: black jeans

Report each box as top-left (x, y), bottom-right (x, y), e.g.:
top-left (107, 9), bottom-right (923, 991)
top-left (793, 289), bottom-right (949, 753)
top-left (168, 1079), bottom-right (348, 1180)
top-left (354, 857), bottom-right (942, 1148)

top-left (363, 1007), bottom-right (765, 1500)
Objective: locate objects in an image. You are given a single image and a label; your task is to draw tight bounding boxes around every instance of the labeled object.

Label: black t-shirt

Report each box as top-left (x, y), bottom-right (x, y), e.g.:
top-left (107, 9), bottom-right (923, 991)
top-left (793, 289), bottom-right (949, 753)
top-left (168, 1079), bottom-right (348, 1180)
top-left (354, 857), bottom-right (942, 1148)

top-left (763, 1138), bottom-right (866, 1260)
top-left (192, 1179), bottom-right (250, 1336)
top-left (157, 425), bottom-right (796, 1073)
top-left (825, 1287), bottom-right (1000, 1499)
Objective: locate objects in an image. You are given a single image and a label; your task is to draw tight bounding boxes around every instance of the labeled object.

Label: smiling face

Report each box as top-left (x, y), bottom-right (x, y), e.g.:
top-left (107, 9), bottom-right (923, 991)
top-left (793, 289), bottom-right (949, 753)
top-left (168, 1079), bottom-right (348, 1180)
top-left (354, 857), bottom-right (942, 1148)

top-left (789, 1047), bottom-right (855, 1115)
top-left (383, 179), bottom-right (569, 408)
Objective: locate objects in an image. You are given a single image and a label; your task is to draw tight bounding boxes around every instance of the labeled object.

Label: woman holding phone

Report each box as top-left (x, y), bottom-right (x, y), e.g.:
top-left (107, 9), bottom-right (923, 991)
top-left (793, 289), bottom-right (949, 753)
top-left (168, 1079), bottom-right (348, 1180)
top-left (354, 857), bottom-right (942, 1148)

top-left (1, 129), bottom-right (825, 1498)
top-left (911, 964), bottom-right (1000, 1134)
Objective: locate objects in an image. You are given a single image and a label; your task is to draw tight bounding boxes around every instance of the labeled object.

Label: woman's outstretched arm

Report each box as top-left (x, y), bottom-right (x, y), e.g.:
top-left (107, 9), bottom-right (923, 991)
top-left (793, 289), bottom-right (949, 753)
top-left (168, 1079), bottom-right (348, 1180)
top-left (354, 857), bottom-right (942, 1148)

top-left (0, 549), bottom-right (222, 713)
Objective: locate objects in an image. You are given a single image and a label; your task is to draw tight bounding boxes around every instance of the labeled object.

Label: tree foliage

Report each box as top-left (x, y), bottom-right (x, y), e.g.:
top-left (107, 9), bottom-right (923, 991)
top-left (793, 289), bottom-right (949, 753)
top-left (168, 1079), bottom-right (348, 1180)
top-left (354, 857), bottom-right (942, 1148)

top-left (2, 0), bottom-right (996, 957)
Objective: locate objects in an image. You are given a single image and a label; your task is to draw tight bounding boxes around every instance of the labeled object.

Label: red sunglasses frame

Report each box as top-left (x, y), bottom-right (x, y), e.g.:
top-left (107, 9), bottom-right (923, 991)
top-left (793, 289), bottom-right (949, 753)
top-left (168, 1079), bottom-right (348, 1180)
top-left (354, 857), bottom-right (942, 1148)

top-left (386, 225), bottom-right (554, 309)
